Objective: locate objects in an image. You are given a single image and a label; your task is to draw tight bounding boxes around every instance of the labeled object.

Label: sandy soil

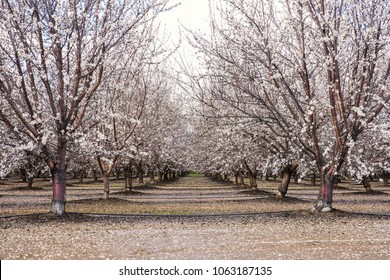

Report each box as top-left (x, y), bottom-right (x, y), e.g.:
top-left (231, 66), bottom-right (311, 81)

top-left (1, 176), bottom-right (390, 259)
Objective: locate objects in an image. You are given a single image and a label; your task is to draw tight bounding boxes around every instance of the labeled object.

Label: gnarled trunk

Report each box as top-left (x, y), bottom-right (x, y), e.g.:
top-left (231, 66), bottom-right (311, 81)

top-left (277, 166), bottom-right (294, 198)
top-left (313, 168), bottom-right (335, 212)
top-left (243, 161), bottom-right (257, 189)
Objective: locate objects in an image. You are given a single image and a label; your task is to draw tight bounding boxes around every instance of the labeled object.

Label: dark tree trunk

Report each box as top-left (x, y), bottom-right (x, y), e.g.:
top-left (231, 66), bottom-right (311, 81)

top-left (383, 171), bottom-right (389, 186)
top-left (137, 162), bottom-right (144, 185)
top-left (243, 161), bottom-right (257, 189)
top-left (294, 173), bottom-right (299, 183)
top-left (311, 173), bottom-right (316, 185)
top-left (128, 174), bottom-right (133, 190)
top-left (158, 170), bottom-right (163, 182)
top-left (124, 164), bottom-right (132, 191)
top-left (115, 167), bottom-right (121, 179)
top-left (79, 170), bottom-right (84, 183)
top-left (234, 173), bottom-right (238, 184)
top-left (138, 171), bottom-right (144, 185)
top-left (20, 168), bottom-right (27, 182)
top-left (27, 176), bottom-right (33, 189)
top-left (277, 167), bottom-right (293, 198)
top-left (362, 176), bottom-right (373, 192)
top-left (93, 169), bottom-right (98, 182)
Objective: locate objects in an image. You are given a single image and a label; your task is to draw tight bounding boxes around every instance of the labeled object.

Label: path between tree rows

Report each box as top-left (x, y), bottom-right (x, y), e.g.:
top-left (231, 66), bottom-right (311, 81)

top-left (1, 176), bottom-right (390, 259)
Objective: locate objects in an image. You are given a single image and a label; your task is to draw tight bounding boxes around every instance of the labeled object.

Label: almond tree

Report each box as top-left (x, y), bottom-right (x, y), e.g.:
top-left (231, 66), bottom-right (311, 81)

top-left (345, 112), bottom-right (390, 191)
top-left (191, 0), bottom-right (389, 211)
top-left (0, 0), bottom-right (170, 214)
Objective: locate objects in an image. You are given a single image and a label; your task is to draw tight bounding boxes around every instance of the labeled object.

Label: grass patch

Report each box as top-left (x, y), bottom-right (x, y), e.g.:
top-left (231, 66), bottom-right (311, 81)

top-left (188, 172), bottom-right (204, 177)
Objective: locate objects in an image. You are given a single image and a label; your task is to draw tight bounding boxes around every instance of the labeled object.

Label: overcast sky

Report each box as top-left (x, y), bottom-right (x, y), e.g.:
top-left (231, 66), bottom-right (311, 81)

top-left (158, 0), bottom-right (211, 49)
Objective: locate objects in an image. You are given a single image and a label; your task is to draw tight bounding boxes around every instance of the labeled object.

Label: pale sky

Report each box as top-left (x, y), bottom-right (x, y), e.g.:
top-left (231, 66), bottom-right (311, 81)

top-left (158, 0), bottom-right (211, 49)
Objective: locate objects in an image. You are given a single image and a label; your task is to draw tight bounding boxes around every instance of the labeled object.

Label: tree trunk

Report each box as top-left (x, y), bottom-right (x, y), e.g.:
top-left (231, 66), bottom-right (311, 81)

top-left (149, 169), bottom-right (155, 184)
top-left (277, 167), bottom-right (292, 198)
top-left (313, 168), bottom-right (335, 212)
top-left (20, 168), bottom-right (27, 182)
top-left (249, 173), bottom-right (257, 189)
top-left (311, 173), bottom-right (316, 185)
top-left (383, 171), bottom-right (389, 186)
top-left (362, 176), bottom-right (373, 193)
top-left (137, 162), bottom-right (144, 185)
top-left (124, 164), bottom-right (132, 191)
top-left (27, 177), bottom-right (33, 189)
top-left (115, 167), bottom-right (121, 179)
top-left (51, 167), bottom-right (66, 215)
top-left (138, 171), bottom-right (144, 185)
top-left (239, 172), bottom-right (245, 186)
top-left (97, 155), bottom-right (118, 200)
top-left (158, 170), bottom-right (163, 182)
top-left (79, 170), bottom-right (84, 183)
top-left (93, 169), bottom-right (98, 182)
top-left (294, 173), bottom-right (299, 183)
top-left (50, 139), bottom-right (67, 215)
top-left (103, 173), bottom-right (110, 199)
top-left (128, 174), bottom-right (133, 190)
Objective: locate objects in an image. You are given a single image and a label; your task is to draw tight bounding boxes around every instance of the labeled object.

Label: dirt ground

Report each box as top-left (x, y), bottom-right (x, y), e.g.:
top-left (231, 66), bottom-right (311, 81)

top-left (1, 176), bottom-right (390, 259)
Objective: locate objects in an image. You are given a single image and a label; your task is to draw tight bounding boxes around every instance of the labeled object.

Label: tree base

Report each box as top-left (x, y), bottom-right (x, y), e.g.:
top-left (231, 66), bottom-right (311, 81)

top-left (51, 200), bottom-right (65, 215)
top-left (311, 200), bottom-right (333, 213)
top-left (276, 190), bottom-right (286, 198)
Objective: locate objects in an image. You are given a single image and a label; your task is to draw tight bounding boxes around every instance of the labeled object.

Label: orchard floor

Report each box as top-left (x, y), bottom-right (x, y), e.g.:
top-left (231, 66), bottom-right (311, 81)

top-left (1, 176), bottom-right (390, 259)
